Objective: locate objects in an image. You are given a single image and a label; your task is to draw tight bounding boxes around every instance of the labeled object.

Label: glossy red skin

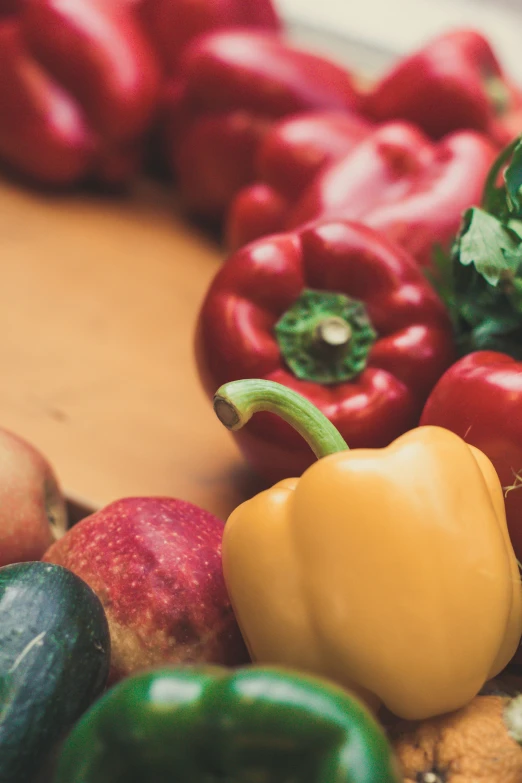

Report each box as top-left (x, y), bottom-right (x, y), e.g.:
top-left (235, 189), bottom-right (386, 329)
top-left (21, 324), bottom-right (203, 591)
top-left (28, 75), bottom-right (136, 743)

top-left (174, 110), bottom-right (269, 220)
top-left (0, 0), bottom-right (160, 186)
top-left (0, 0), bottom-right (19, 16)
top-left (285, 121), bottom-right (497, 270)
top-left (196, 220), bottom-right (455, 483)
top-left (178, 31), bottom-right (362, 117)
top-left (227, 182), bottom-right (289, 252)
top-left (169, 30), bottom-right (363, 220)
top-left (256, 111), bottom-right (372, 198)
top-left (226, 109), bottom-right (373, 250)
top-left (0, 22), bottom-right (93, 183)
top-left (139, 0), bottom-right (280, 78)
top-left (420, 352), bottom-right (522, 559)
top-left (44, 497), bottom-right (249, 683)
top-left (364, 30), bottom-right (522, 146)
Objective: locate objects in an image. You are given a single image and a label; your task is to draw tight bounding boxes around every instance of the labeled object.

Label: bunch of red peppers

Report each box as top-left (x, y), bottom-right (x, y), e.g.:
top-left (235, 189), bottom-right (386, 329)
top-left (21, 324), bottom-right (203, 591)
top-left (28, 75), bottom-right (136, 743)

top-left (0, 0), bottom-right (519, 195)
top-left (1, 0), bottom-right (522, 561)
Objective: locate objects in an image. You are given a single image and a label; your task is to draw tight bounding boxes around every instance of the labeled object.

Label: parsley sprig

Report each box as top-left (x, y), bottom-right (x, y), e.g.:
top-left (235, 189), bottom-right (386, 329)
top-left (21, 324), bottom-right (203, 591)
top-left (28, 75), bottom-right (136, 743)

top-left (431, 135), bottom-right (522, 357)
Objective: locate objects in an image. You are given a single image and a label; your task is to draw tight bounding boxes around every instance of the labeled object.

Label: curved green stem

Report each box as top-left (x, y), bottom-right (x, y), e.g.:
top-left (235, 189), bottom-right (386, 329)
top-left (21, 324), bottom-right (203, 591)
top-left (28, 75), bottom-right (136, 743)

top-left (213, 379), bottom-right (348, 459)
top-left (482, 136), bottom-right (521, 212)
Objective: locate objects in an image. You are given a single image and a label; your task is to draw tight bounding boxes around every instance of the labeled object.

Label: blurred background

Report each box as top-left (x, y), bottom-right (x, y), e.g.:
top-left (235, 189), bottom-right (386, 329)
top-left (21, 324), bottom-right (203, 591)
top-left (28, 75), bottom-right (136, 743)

top-left (281, 0), bottom-right (522, 79)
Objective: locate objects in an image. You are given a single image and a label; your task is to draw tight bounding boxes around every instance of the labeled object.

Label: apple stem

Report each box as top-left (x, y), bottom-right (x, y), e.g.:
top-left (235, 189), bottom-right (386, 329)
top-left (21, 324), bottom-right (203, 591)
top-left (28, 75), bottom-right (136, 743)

top-left (213, 379), bottom-right (348, 460)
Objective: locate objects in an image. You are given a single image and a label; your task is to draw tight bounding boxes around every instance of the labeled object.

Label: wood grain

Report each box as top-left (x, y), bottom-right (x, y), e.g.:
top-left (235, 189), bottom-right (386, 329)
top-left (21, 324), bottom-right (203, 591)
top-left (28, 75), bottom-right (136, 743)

top-left (0, 178), bottom-right (266, 521)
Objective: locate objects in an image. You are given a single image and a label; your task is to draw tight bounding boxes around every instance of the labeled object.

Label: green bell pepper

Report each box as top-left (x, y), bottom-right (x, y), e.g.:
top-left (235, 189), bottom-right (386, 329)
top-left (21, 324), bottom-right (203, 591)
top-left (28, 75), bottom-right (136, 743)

top-left (53, 665), bottom-right (400, 783)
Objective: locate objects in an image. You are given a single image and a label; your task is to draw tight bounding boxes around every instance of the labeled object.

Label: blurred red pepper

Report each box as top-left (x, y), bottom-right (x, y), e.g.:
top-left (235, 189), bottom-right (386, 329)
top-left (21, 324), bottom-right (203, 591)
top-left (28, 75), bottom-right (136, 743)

top-left (364, 30), bottom-right (522, 146)
top-left (226, 109), bottom-right (373, 251)
top-left (196, 220), bottom-right (455, 482)
top-left (281, 122), bottom-right (497, 270)
top-left (168, 30), bottom-right (363, 222)
top-left (420, 351), bottom-right (522, 559)
top-left (0, 0), bottom-right (17, 15)
top-left (0, 0), bottom-right (160, 186)
top-left (139, 0), bottom-right (280, 81)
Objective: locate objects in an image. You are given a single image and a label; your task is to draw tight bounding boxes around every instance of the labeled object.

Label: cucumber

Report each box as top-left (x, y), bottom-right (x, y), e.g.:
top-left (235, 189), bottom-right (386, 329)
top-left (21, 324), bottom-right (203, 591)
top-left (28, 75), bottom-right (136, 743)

top-left (0, 561), bottom-right (110, 783)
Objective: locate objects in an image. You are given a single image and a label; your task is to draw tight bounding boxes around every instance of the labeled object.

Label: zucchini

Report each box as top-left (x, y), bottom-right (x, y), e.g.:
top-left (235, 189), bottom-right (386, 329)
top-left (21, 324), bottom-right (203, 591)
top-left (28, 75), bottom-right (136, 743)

top-left (0, 561), bottom-right (110, 782)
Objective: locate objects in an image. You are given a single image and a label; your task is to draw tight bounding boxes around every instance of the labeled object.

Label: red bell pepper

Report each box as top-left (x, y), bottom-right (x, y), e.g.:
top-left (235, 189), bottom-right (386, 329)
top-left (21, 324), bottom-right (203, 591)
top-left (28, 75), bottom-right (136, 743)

top-left (0, 0), bottom-right (160, 186)
top-left (282, 121), bottom-right (497, 270)
top-left (226, 109), bottom-right (373, 251)
top-left (139, 0), bottom-right (280, 81)
top-left (420, 351), bottom-right (522, 559)
top-left (196, 220), bottom-right (455, 482)
top-left (363, 30), bottom-right (522, 146)
top-left (168, 30), bottom-right (363, 221)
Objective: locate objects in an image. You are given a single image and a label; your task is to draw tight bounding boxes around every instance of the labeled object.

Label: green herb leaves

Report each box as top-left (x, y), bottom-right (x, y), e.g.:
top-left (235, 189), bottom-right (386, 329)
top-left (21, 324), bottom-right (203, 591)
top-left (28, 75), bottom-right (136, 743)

top-left (434, 135), bottom-right (522, 357)
top-left (457, 207), bottom-right (522, 286)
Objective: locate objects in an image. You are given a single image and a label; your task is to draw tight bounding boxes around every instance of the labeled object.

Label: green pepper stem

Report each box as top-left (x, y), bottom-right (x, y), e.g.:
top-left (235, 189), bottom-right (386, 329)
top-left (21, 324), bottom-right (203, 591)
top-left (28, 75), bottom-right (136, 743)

top-left (482, 136), bottom-right (521, 211)
top-left (314, 316), bottom-right (352, 349)
top-left (213, 379), bottom-right (348, 459)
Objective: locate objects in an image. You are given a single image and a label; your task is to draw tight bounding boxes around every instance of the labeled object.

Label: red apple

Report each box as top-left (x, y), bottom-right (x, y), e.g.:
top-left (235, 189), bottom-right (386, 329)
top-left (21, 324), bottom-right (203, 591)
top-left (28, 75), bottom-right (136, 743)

top-left (43, 496), bottom-right (249, 682)
top-left (0, 427), bottom-right (67, 566)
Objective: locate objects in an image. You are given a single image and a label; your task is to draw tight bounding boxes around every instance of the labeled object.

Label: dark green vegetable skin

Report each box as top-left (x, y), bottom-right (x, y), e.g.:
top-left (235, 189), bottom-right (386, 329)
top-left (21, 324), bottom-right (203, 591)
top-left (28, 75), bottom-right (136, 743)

top-left (53, 665), bottom-right (400, 783)
top-left (0, 561), bottom-right (110, 783)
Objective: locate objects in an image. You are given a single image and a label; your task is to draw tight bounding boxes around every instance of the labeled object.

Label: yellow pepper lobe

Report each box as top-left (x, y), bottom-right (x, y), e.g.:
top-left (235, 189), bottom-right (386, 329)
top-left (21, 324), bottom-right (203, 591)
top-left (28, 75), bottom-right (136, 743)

top-left (222, 426), bottom-right (522, 720)
top-left (223, 477), bottom-right (380, 711)
top-left (223, 479), bottom-right (317, 667)
top-left (468, 444), bottom-right (522, 675)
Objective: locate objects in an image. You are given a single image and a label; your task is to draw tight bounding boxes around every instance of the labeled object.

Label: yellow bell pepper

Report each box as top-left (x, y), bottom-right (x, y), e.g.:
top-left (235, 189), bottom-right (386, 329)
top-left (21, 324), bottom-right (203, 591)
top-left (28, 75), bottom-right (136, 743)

top-left (213, 379), bottom-right (522, 720)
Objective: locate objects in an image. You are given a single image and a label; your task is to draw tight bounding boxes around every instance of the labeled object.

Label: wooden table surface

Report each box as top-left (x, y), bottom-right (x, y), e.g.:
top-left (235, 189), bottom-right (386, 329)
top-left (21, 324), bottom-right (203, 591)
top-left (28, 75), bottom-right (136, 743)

top-left (0, 178), bottom-right (266, 521)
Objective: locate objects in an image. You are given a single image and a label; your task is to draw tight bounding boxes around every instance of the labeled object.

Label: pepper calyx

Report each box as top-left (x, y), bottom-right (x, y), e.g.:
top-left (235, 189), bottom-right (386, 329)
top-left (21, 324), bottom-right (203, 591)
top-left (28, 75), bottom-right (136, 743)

top-left (274, 288), bottom-right (377, 385)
